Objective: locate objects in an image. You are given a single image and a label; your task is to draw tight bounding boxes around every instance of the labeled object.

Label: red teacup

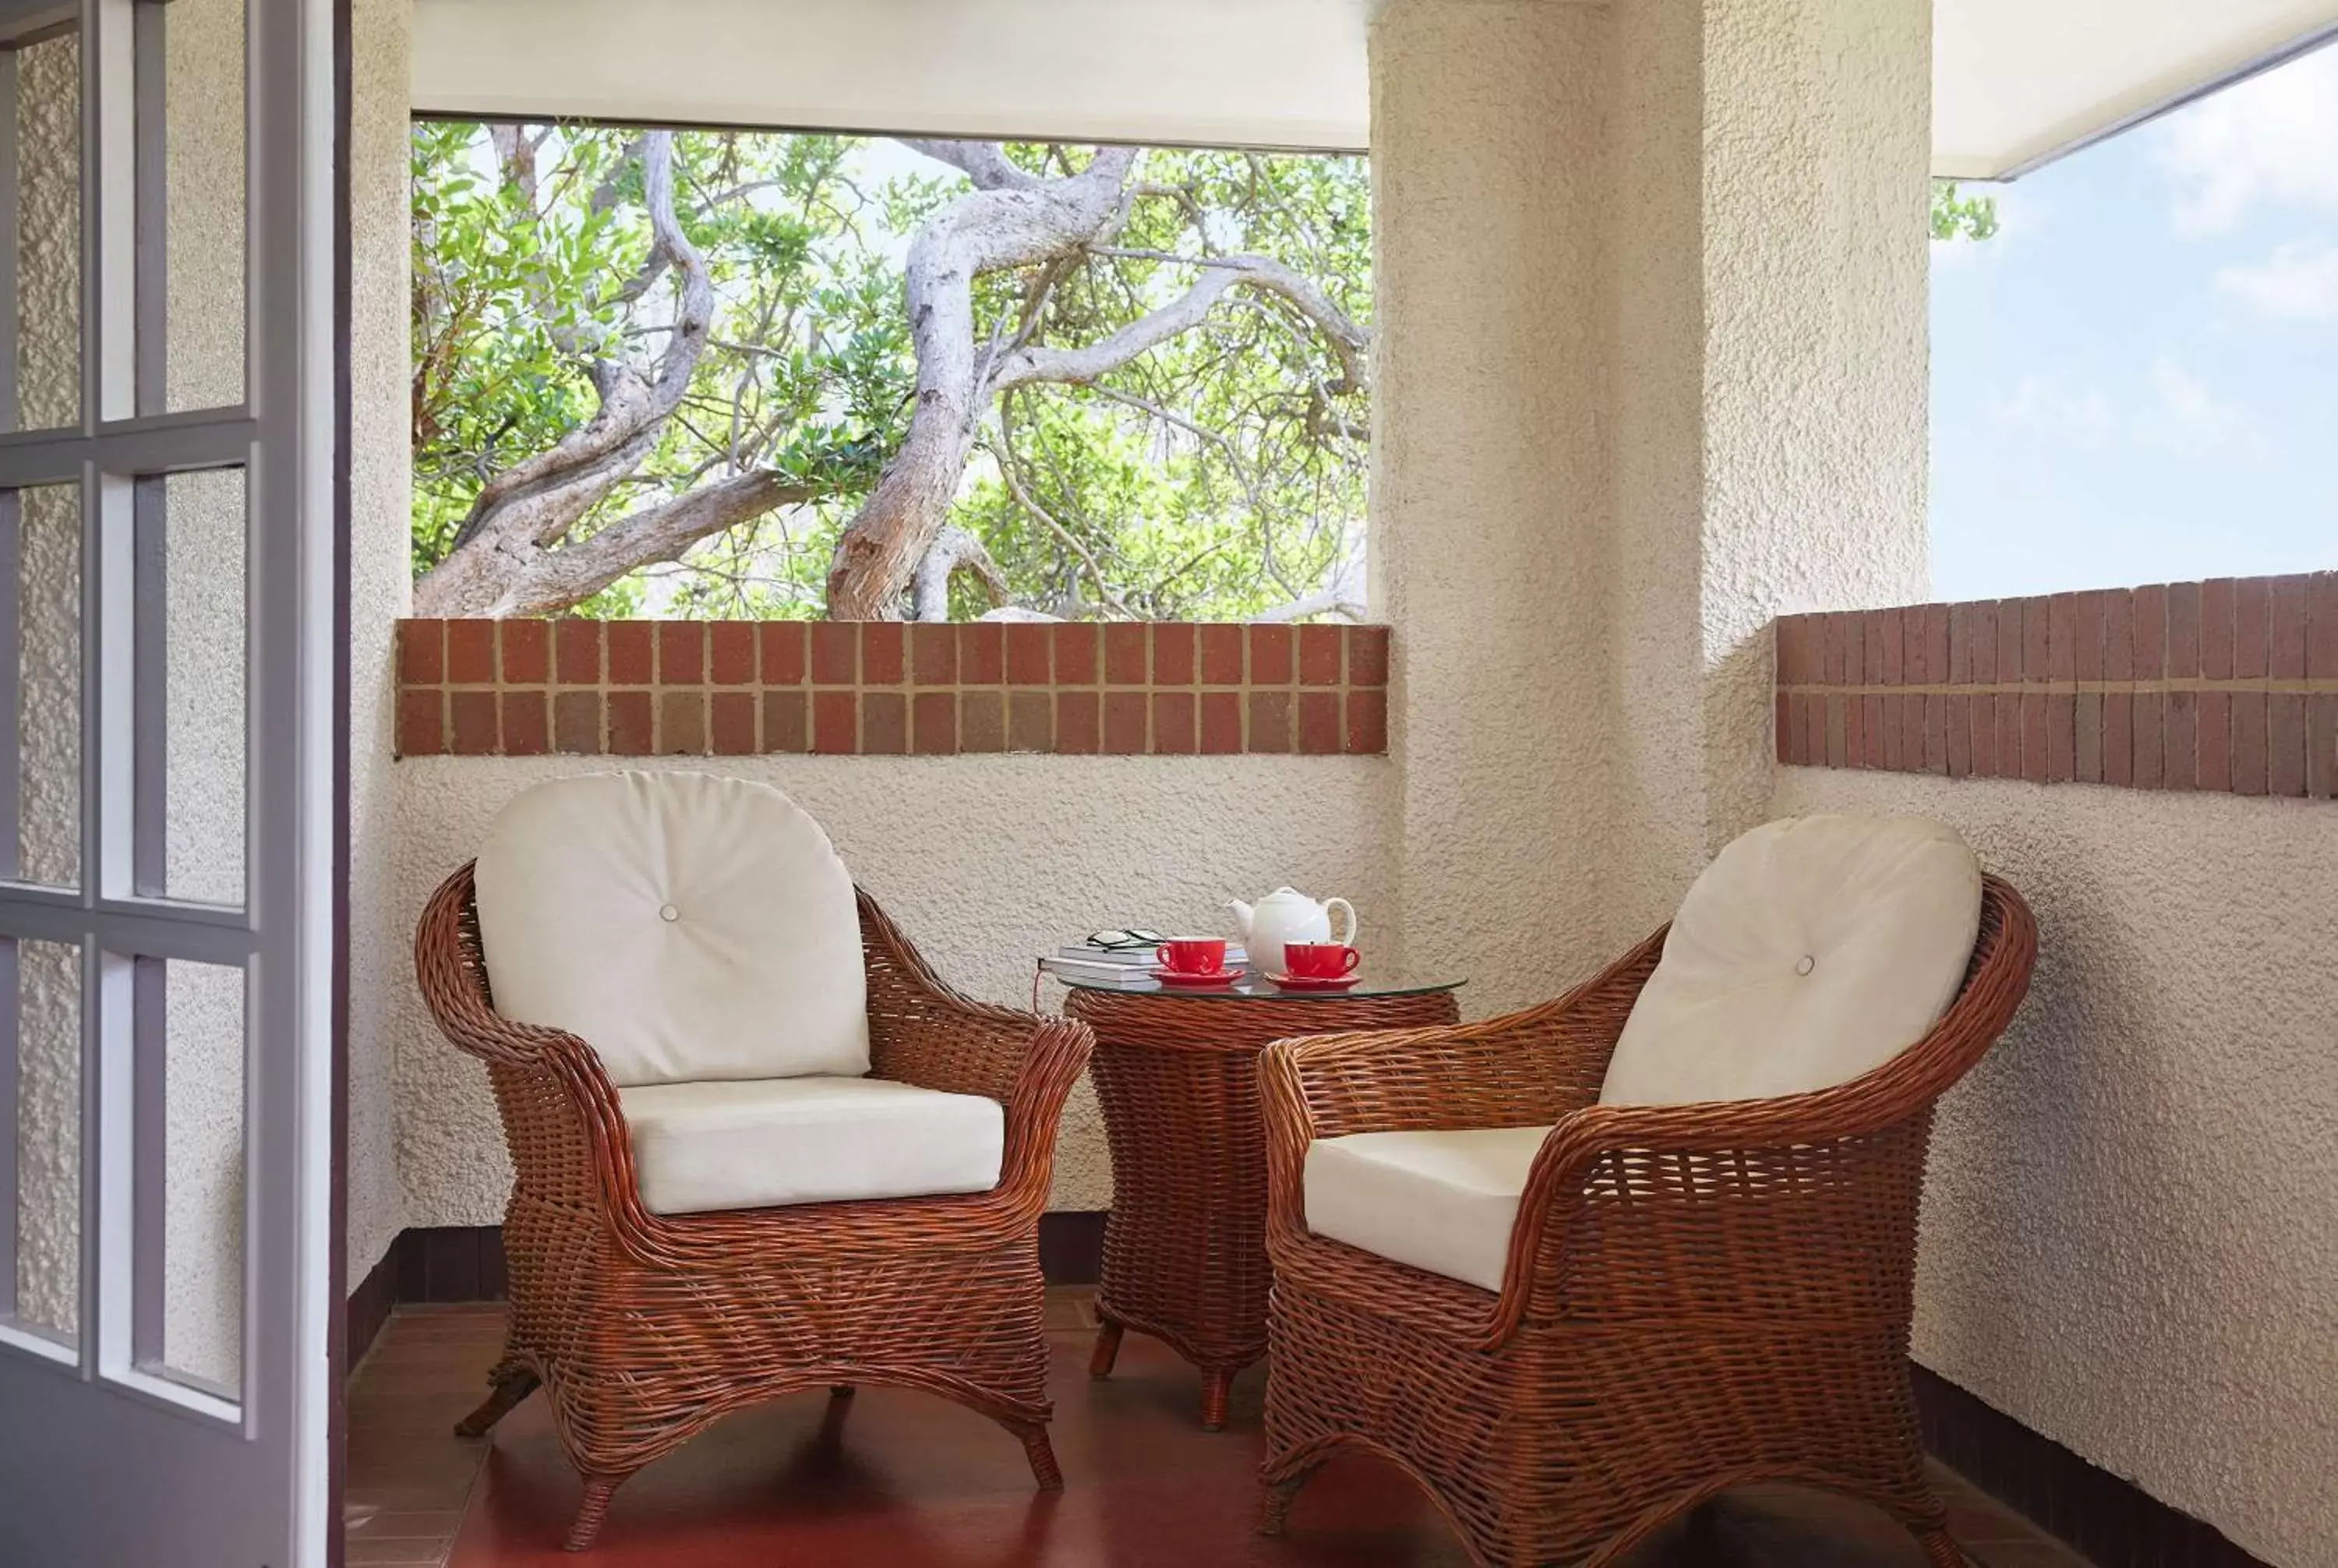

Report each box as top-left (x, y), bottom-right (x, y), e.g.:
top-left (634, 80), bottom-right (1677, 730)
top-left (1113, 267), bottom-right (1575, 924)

top-left (1156, 938), bottom-right (1229, 975)
top-left (1282, 941), bottom-right (1361, 979)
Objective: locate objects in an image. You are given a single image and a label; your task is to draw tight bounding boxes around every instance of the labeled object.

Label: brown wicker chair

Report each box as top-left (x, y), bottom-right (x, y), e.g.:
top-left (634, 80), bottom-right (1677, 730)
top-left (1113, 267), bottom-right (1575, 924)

top-left (1256, 876), bottom-right (2036, 1568)
top-left (415, 861), bottom-right (1093, 1551)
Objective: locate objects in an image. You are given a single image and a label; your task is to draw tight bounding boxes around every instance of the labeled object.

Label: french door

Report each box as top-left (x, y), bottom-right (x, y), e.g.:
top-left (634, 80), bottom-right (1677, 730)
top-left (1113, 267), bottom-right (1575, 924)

top-left (0, 0), bottom-right (337, 1564)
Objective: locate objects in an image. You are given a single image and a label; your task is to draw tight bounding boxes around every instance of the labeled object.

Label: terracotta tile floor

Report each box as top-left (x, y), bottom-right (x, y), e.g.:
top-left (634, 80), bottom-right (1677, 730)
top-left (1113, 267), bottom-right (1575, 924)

top-left (345, 1294), bottom-right (2091, 1568)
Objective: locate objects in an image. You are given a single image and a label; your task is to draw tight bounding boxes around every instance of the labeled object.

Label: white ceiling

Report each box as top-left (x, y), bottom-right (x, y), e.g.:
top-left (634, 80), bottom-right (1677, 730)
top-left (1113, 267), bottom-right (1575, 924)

top-left (1934, 0), bottom-right (2338, 178)
top-left (411, 0), bottom-right (2338, 180)
top-left (409, 0), bottom-right (1374, 154)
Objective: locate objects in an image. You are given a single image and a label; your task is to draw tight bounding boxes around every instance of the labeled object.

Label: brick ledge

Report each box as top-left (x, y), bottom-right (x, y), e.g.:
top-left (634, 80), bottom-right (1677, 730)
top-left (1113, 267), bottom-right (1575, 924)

top-left (396, 619), bottom-right (1391, 758)
top-left (1775, 574), bottom-right (2338, 797)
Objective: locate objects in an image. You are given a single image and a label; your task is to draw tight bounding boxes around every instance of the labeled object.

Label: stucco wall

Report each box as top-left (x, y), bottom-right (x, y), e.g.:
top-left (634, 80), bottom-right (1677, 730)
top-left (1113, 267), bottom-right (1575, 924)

top-left (1773, 768), bottom-right (2338, 1566)
top-left (344, 0), bottom-right (412, 1292)
top-left (394, 754), bottom-right (1393, 1223)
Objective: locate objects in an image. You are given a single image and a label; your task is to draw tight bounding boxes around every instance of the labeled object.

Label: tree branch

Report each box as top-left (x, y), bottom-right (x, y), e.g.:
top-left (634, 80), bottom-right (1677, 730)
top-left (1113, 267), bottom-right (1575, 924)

top-left (911, 525), bottom-right (1010, 621)
top-left (415, 131), bottom-right (729, 616)
top-left (989, 416), bottom-right (1132, 619)
top-left (989, 252), bottom-right (1370, 397)
top-left (1247, 584), bottom-right (1367, 623)
top-left (895, 139), bottom-right (1044, 191)
top-left (428, 470), bottom-right (817, 618)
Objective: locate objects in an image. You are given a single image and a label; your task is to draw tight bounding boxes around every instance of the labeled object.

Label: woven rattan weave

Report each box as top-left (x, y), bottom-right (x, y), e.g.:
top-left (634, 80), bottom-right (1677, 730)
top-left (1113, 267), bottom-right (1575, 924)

top-left (415, 861), bottom-right (1093, 1551)
top-left (1256, 878), bottom-right (2037, 1567)
top-left (1065, 983), bottom-right (1461, 1429)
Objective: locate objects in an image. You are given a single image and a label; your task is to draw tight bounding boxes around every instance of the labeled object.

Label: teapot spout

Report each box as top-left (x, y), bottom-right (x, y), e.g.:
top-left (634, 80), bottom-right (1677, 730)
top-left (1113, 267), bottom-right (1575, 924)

top-left (1226, 899), bottom-right (1253, 939)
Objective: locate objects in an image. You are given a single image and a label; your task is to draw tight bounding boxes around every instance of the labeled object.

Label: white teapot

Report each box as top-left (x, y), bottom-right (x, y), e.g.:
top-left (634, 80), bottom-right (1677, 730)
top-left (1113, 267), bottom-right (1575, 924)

top-left (1227, 887), bottom-right (1358, 975)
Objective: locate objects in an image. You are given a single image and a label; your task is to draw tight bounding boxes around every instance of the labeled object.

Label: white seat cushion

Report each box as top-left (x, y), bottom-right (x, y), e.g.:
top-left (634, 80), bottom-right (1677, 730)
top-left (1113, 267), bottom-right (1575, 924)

top-left (1599, 814), bottom-right (1982, 1107)
top-left (617, 1075), bottom-right (1005, 1216)
top-left (473, 771), bottom-right (870, 1086)
top-left (1302, 1125), bottom-right (1552, 1293)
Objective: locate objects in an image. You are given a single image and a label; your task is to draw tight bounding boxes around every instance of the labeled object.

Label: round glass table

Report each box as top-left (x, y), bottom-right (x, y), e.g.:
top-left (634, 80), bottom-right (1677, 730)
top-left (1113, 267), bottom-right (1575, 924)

top-left (1056, 969), bottom-right (1465, 1429)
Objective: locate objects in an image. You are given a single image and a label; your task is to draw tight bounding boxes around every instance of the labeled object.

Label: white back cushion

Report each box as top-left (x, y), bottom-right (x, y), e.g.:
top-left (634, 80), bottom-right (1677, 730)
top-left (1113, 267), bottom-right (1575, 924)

top-left (474, 771), bottom-right (870, 1086)
top-left (1599, 814), bottom-right (1981, 1107)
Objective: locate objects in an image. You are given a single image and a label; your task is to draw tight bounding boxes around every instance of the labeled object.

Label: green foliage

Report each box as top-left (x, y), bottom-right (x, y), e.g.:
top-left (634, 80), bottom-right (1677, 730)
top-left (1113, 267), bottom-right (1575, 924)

top-left (411, 125), bottom-right (1372, 620)
top-left (1930, 178), bottom-right (2001, 243)
top-left (958, 147), bottom-right (1371, 620)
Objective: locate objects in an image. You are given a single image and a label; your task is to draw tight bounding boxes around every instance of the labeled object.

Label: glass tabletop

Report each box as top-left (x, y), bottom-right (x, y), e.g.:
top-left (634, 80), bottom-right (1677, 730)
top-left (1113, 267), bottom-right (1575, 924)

top-left (1054, 969), bottom-right (1464, 1001)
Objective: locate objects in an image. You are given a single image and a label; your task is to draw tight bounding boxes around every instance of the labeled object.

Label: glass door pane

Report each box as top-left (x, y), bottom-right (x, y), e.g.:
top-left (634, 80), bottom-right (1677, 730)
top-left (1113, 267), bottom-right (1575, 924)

top-left (147, 467), bottom-right (245, 905)
top-left (151, 0), bottom-right (245, 414)
top-left (139, 955), bottom-right (243, 1397)
top-left (5, 23), bottom-right (82, 435)
top-left (11, 481), bottom-right (82, 890)
top-left (5, 935), bottom-right (83, 1350)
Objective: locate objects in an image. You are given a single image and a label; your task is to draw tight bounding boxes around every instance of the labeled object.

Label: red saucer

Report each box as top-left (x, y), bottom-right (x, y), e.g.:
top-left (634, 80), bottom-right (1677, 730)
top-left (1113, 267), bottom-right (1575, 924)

top-left (1268, 971), bottom-right (1362, 992)
top-left (1152, 966), bottom-right (1243, 987)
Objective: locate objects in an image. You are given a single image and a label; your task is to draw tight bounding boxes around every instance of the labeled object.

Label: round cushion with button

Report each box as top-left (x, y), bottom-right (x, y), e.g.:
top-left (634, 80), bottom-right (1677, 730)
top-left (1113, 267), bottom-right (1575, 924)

top-left (474, 771), bottom-right (871, 1087)
top-left (1598, 814), bottom-right (1982, 1107)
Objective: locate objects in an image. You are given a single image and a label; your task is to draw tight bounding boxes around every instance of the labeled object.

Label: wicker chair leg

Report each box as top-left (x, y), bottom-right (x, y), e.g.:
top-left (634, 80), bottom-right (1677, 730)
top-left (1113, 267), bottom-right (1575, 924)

top-left (1913, 1524), bottom-right (1968, 1567)
top-left (1256, 1467), bottom-right (1319, 1536)
top-left (563, 1475), bottom-right (627, 1553)
top-left (453, 1368), bottom-right (540, 1438)
top-left (828, 1383), bottom-right (856, 1400)
top-left (1199, 1368), bottom-right (1234, 1432)
top-left (1008, 1421), bottom-right (1064, 1491)
top-left (1089, 1319), bottom-right (1124, 1379)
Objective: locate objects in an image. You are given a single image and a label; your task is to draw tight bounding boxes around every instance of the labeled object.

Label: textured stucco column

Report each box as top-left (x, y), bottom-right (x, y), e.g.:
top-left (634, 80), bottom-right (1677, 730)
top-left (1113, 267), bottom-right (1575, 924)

top-left (1608, 0), bottom-right (1931, 937)
top-left (1371, 0), bottom-right (1929, 999)
top-left (1369, 0), bottom-right (1624, 1014)
top-left (346, 0), bottom-right (412, 1288)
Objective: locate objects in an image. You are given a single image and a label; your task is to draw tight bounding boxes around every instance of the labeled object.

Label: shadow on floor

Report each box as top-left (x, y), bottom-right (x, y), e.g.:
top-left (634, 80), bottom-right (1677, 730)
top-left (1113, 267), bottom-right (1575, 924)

top-left (344, 1294), bottom-right (2089, 1568)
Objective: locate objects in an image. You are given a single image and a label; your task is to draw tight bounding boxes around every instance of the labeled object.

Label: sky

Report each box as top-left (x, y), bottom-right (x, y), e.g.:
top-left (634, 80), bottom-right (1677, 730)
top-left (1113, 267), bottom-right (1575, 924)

top-left (1930, 43), bottom-right (2338, 602)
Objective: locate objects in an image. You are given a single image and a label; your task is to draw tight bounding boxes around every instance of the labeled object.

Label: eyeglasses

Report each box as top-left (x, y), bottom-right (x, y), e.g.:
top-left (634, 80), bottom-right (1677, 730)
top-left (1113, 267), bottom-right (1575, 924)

top-left (1082, 928), bottom-right (1164, 952)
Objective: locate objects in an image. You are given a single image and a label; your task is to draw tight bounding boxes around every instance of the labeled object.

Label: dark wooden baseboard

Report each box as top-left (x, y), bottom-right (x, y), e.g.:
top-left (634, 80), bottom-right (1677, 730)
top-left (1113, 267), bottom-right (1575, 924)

top-left (1037, 1209), bottom-right (1105, 1285)
top-left (348, 1220), bottom-right (2262, 1567)
top-left (348, 1211), bottom-right (1108, 1367)
top-left (1910, 1362), bottom-right (2268, 1567)
top-left (344, 1243), bottom-right (398, 1368)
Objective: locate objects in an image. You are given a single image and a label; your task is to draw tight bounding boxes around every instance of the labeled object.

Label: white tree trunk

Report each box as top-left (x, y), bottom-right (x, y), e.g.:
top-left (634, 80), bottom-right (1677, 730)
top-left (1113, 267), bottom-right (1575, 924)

top-left (824, 143), bottom-right (1139, 618)
top-left (910, 525), bottom-right (1009, 621)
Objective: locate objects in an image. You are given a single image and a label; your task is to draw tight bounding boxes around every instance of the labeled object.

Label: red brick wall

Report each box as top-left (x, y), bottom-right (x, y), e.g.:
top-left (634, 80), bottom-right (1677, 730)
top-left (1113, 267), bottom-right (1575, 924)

top-left (1774, 574), bottom-right (2338, 799)
top-left (396, 620), bottom-right (1392, 758)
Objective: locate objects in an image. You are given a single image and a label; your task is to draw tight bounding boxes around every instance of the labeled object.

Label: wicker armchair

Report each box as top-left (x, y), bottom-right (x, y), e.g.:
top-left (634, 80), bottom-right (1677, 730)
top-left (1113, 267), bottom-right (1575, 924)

top-left (1256, 874), bottom-right (2036, 1568)
top-left (415, 860), bottom-right (1093, 1551)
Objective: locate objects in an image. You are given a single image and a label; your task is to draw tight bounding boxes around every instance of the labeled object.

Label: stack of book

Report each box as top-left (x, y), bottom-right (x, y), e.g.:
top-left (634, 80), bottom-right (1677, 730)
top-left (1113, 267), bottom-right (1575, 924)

top-left (1039, 941), bottom-right (1248, 988)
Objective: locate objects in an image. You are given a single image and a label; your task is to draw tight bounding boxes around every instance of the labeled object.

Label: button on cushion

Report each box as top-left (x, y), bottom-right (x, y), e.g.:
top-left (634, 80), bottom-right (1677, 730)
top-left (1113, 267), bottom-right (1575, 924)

top-left (1598, 814), bottom-right (1982, 1107)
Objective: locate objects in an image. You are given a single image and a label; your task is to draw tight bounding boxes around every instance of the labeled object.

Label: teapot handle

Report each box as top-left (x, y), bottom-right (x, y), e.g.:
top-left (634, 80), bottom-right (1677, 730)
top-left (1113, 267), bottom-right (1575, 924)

top-left (1324, 897), bottom-right (1358, 946)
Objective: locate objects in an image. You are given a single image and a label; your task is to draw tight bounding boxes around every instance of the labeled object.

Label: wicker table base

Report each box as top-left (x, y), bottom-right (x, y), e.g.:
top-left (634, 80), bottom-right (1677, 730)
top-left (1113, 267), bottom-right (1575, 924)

top-left (1064, 981), bottom-right (1461, 1429)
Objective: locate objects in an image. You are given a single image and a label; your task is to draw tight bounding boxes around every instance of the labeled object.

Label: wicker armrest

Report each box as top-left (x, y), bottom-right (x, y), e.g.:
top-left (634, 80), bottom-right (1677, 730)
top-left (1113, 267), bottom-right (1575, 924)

top-left (1259, 929), bottom-right (1667, 1270)
top-left (1467, 1070), bottom-right (1954, 1345)
top-left (858, 893), bottom-right (1095, 1212)
top-left (1263, 927), bottom-right (1668, 1146)
top-left (1485, 889), bottom-right (2039, 1343)
top-left (414, 863), bottom-right (653, 1232)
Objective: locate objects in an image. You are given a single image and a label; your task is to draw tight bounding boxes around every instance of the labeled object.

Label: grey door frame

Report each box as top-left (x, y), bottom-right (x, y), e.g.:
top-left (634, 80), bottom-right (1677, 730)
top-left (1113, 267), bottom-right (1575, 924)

top-left (0, 0), bottom-right (341, 1563)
